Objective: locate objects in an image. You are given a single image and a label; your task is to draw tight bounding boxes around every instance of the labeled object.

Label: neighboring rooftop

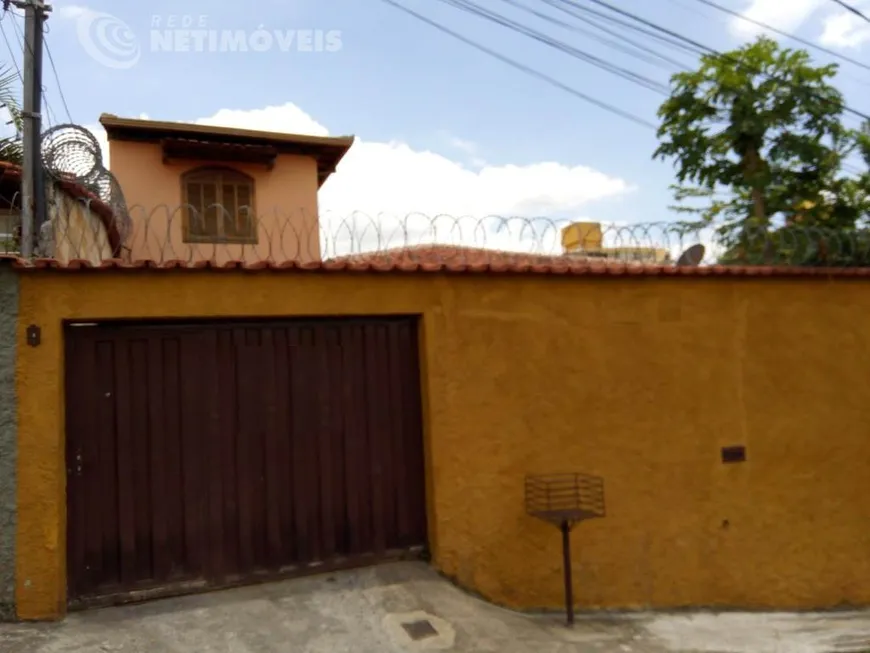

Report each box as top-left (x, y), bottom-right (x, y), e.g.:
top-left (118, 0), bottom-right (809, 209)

top-left (328, 244), bottom-right (575, 267)
top-left (561, 221), bottom-right (671, 263)
top-left (0, 160), bottom-right (122, 254)
top-left (98, 114), bottom-right (355, 187)
top-left (327, 243), bottom-right (673, 267)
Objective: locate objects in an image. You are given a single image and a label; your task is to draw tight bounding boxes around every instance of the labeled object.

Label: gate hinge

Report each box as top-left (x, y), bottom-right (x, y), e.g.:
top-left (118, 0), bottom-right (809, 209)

top-left (26, 324), bottom-right (41, 347)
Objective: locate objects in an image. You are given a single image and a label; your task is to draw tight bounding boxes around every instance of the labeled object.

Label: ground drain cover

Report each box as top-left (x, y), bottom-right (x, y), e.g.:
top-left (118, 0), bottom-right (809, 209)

top-left (402, 619), bottom-right (439, 641)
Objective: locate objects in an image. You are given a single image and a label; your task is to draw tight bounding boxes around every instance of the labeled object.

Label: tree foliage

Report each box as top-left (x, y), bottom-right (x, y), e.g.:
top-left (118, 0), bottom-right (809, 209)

top-left (0, 63), bottom-right (22, 165)
top-left (654, 36), bottom-right (870, 265)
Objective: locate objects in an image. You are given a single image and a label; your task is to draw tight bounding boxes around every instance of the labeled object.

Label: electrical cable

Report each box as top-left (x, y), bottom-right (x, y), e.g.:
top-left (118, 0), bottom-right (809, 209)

top-left (495, 0), bottom-right (692, 71)
top-left (380, 0), bottom-right (658, 129)
top-left (0, 11), bottom-right (22, 82)
top-left (43, 34), bottom-right (72, 122)
top-left (7, 8), bottom-right (60, 127)
top-left (541, 0), bottom-right (708, 58)
top-left (456, 0), bottom-right (870, 177)
top-left (829, 0), bottom-right (870, 24)
top-left (549, 0), bottom-right (870, 123)
top-left (541, 0), bottom-right (870, 174)
top-left (690, 0), bottom-right (870, 73)
top-left (436, 0), bottom-right (671, 94)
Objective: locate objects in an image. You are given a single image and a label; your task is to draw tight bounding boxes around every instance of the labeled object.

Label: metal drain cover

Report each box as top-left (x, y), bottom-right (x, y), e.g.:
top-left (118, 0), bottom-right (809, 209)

top-left (402, 619), bottom-right (438, 641)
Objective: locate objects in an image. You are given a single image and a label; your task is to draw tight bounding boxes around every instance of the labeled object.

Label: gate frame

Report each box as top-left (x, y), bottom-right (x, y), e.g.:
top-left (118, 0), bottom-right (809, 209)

top-left (62, 315), bottom-right (431, 610)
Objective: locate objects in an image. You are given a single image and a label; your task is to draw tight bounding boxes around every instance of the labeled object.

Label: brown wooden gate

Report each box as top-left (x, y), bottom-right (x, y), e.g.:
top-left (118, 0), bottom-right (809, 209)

top-left (65, 317), bottom-right (427, 605)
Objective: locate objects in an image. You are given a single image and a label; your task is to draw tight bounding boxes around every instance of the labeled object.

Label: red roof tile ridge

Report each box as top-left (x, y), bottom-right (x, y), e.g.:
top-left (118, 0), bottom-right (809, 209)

top-left (2, 254), bottom-right (870, 278)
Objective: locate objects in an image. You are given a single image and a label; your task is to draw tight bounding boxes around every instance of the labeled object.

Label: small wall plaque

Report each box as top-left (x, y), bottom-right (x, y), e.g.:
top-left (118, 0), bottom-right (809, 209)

top-left (721, 445), bottom-right (746, 464)
top-left (26, 324), bottom-right (41, 347)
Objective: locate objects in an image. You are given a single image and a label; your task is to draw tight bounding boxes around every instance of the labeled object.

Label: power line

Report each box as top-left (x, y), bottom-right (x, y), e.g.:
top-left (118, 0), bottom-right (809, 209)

top-left (385, 0), bottom-right (864, 176)
top-left (550, 0), bottom-right (870, 123)
top-left (541, 0), bottom-right (709, 58)
top-left (7, 6), bottom-right (60, 128)
top-left (0, 10), bottom-right (22, 81)
top-left (491, 0), bottom-right (868, 174)
top-left (495, 0), bottom-right (691, 72)
top-left (435, 0), bottom-right (670, 94)
top-left (544, 0), bottom-right (870, 142)
top-left (829, 0), bottom-right (870, 24)
top-left (43, 34), bottom-right (71, 122)
top-left (528, 0), bottom-right (859, 162)
top-left (690, 0), bottom-right (870, 73)
top-left (379, 0), bottom-right (658, 129)
top-left (0, 10), bottom-right (29, 132)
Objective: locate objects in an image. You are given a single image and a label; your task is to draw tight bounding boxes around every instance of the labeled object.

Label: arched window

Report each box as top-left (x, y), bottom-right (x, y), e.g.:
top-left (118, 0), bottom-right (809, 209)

top-left (181, 167), bottom-right (257, 244)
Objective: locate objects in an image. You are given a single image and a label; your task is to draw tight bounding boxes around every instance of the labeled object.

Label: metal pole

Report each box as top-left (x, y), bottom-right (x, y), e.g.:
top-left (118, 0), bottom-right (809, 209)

top-left (561, 520), bottom-right (574, 627)
top-left (18, 0), bottom-right (36, 258)
top-left (30, 1), bottom-right (46, 238)
top-left (12, 0), bottom-right (48, 258)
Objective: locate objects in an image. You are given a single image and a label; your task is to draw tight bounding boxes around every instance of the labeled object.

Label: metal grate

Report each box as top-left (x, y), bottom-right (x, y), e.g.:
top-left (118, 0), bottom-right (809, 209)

top-left (524, 472), bottom-right (606, 628)
top-left (402, 620), bottom-right (438, 641)
top-left (524, 472), bottom-right (605, 526)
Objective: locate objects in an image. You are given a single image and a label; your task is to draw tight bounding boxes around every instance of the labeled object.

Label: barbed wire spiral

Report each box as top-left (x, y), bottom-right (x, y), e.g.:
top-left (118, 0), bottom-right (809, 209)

top-left (39, 123), bottom-right (132, 255)
top-left (1, 201), bottom-right (866, 269)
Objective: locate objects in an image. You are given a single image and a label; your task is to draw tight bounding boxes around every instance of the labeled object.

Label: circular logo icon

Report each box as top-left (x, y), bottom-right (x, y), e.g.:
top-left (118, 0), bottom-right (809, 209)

top-left (75, 11), bottom-right (140, 70)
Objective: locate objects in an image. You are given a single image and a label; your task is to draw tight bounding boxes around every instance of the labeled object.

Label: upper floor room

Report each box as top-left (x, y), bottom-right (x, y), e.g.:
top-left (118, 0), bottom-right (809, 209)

top-left (99, 114), bottom-right (354, 264)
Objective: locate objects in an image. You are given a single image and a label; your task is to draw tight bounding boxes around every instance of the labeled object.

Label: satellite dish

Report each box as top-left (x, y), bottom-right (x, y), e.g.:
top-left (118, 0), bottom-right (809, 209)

top-left (676, 244), bottom-right (705, 266)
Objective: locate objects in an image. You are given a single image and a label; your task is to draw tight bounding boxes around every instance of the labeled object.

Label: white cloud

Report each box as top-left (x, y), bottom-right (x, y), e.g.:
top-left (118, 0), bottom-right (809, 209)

top-left (820, 5), bottom-right (870, 48)
top-left (729, 0), bottom-right (870, 49)
top-left (194, 105), bottom-right (329, 138)
top-left (84, 102), bottom-right (633, 254)
top-left (185, 103), bottom-right (632, 218)
top-left (729, 0), bottom-right (825, 37)
top-left (54, 4), bottom-right (90, 20)
top-left (447, 135), bottom-right (478, 155)
top-left (443, 134), bottom-right (488, 168)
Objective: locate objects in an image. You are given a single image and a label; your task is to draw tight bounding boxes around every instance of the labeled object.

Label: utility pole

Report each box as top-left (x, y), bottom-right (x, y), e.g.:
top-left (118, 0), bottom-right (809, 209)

top-left (11, 0), bottom-right (50, 258)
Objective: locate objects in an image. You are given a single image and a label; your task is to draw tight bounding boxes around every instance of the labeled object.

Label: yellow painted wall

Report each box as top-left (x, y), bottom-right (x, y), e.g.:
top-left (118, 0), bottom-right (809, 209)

top-left (14, 270), bottom-right (870, 620)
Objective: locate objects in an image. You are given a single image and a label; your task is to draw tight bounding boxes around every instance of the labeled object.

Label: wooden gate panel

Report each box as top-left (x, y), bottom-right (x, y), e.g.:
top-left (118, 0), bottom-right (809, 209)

top-left (156, 335), bottom-right (187, 583)
top-left (339, 325), bottom-right (366, 556)
top-left (66, 317), bottom-right (427, 604)
top-left (215, 328), bottom-right (241, 578)
top-left (145, 336), bottom-right (170, 584)
top-left (270, 328), bottom-right (296, 566)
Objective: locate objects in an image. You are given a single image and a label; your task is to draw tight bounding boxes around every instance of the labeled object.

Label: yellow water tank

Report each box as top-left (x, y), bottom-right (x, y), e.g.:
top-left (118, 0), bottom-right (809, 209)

top-left (561, 222), bottom-right (603, 253)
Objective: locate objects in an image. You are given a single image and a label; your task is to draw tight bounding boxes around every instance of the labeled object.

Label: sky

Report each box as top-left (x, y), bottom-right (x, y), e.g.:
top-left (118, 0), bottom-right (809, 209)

top-left (0, 0), bottom-right (868, 253)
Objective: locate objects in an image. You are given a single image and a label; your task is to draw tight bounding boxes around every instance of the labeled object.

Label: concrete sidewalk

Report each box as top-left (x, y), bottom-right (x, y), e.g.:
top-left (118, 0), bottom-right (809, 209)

top-left (2, 562), bottom-right (870, 652)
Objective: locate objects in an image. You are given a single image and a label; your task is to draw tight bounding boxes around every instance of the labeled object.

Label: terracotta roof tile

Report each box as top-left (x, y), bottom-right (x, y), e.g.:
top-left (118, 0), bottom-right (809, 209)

top-left (328, 244), bottom-right (574, 267)
top-left (1, 252), bottom-right (869, 278)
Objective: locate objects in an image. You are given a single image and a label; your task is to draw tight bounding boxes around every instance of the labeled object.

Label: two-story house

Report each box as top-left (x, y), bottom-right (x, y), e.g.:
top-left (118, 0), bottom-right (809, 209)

top-left (99, 114), bottom-right (354, 264)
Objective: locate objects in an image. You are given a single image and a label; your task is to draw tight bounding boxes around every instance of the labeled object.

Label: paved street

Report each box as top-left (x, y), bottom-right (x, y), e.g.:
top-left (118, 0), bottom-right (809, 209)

top-left (2, 562), bottom-right (870, 652)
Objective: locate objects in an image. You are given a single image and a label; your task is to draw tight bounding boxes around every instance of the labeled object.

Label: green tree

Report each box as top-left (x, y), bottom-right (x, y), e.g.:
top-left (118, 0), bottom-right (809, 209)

top-left (0, 63), bottom-right (22, 165)
top-left (654, 36), bottom-right (870, 265)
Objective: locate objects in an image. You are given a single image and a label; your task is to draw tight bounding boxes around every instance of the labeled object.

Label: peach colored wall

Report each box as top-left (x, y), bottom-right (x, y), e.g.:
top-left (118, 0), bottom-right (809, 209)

top-left (108, 140), bottom-right (321, 264)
